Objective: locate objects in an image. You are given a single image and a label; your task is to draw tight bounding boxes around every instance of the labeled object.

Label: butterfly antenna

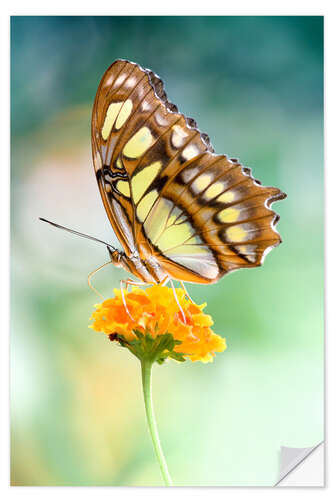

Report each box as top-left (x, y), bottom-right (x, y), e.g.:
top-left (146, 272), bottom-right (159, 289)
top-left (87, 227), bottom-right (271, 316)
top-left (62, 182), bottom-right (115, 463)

top-left (39, 217), bottom-right (117, 251)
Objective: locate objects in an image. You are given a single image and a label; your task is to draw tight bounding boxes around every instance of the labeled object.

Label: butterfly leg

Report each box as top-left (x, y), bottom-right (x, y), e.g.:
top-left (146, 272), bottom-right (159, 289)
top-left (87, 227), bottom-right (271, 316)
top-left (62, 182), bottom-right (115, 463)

top-left (88, 261), bottom-right (112, 299)
top-left (120, 278), bottom-right (166, 320)
top-left (180, 281), bottom-right (194, 303)
top-left (125, 279), bottom-right (152, 290)
top-left (122, 277), bottom-right (169, 290)
top-left (120, 279), bottom-right (135, 321)
top-left (120, 277), bottom-right (177, 321)
top-left (170, 279), bottom-right (186, 324)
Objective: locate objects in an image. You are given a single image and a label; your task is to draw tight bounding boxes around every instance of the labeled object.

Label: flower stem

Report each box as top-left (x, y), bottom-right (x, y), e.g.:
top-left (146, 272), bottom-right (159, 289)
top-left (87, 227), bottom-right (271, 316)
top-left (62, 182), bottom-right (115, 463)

top-left (140, 359), bottom-right (173, 486)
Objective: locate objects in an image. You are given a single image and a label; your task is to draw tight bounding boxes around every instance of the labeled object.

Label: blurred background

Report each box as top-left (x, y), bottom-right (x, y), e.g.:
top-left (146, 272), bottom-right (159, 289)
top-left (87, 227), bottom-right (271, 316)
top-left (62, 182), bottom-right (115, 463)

top-left (10, 16), bottom-right (323, 486)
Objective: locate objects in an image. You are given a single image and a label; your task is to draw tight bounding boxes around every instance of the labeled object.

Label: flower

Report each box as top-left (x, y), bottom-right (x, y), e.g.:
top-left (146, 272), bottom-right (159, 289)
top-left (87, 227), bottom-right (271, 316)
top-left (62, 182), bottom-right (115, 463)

top-left (89, 285), bottom-right (226, 363)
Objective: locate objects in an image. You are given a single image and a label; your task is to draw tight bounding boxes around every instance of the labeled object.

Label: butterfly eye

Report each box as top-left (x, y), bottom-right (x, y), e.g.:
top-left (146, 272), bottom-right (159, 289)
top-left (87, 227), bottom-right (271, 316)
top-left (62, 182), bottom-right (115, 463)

top-left (108, 248), bottom-right (122, 265)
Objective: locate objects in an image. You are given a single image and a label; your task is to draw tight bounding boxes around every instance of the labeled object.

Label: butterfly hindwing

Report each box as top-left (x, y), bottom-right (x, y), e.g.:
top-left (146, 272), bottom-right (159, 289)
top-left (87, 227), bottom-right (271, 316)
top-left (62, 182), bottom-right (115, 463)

top-left (92, 59), bottom-right (286, 284)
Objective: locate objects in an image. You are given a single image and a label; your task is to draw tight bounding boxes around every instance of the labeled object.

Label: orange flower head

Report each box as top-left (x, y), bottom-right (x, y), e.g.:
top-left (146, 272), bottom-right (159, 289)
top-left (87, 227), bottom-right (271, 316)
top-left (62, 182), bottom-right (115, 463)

top-left (89, 285), bottom-right (226, 363)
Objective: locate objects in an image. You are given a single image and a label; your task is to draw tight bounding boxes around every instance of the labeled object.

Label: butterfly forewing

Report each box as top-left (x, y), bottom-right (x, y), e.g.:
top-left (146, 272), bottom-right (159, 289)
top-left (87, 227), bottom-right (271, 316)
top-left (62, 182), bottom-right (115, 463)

top-left (91, 59), bottom-right (286, 284)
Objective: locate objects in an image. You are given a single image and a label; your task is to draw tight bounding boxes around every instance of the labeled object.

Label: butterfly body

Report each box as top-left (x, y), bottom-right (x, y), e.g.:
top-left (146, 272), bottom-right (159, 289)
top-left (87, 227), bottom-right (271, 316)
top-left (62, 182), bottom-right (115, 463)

top-left (92, 60), bottom-right (286, 286)
top-left (108, 247), bottom-right (168, 284)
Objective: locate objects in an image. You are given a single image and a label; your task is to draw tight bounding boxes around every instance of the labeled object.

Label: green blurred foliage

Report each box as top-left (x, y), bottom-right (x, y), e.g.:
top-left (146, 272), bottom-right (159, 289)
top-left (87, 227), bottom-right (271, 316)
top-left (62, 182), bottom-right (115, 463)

top-left (11, 16), bottom-right (323, 486)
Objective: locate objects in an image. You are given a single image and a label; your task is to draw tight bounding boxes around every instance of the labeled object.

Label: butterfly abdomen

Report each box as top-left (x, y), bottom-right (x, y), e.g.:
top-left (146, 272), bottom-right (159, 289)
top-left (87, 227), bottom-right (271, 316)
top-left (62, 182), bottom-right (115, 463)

top-left (115, 250), bottom-right (167, 285)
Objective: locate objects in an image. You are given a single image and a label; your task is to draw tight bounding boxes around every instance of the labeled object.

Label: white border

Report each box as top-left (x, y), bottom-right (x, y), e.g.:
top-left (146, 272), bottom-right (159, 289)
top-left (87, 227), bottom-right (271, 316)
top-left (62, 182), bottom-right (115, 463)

top-left (1, 0), bottom-right (330, 15)
top-left (2, 4), bottom-right (331, 499)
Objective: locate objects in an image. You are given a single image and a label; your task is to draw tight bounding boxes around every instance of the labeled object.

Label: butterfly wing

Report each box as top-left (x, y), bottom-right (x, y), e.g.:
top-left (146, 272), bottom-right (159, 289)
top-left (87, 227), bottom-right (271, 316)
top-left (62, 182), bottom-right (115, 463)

top-left (91, 59), bottom-right (286, 284)
top-left (91, 60), bottom-right (148, 255)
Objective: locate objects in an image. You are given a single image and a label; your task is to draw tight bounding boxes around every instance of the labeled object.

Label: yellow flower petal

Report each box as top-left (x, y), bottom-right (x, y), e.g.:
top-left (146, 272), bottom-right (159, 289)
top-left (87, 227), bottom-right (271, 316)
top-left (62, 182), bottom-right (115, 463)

top-left (89, 285), bottom-right (226, 363)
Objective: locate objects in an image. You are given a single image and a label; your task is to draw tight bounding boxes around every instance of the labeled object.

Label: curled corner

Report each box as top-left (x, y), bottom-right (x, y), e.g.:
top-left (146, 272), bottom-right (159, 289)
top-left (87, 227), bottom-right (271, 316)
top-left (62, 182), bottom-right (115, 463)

top-left (275, 442), bottom-right (324, 486)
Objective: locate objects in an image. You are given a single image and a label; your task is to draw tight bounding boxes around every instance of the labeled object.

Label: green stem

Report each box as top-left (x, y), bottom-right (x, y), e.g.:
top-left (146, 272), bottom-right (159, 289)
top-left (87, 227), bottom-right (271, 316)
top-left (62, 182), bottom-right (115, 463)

top-left (140, 359), bottom-right (173, 486)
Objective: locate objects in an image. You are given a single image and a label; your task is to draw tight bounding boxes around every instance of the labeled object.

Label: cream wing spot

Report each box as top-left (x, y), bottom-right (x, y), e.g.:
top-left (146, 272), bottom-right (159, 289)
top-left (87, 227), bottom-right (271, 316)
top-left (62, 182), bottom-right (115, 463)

top-left (218, 207), bottom-right (240, 223)
top-left (238, 244), bottom-right (258, 263)
top-left (101, 102), bottom-right (123, 140)
top-left (103, 74), bottom-right (115, 88)
top-left (125, 76), bottom-right (136, 88)
top-left (131, 161), bottom-right (162, 203)
top-left (116, 180), bottom-right (130, 197)
top-left (238, 244), bottom-right (257, 255)
top-left (171, 125), bottom-right (188, 148)
top-left (116, 157), bottom-right (123, 169)
top-left (114, 73), bottom-right (126, 87)
top-left (204, 182), bottom-right (225, 200)
top-left (141, 101), bottom-right (152, 112)
top-left (155, 111), bottom-right (169, 127)
top-left (115, 99), bottom-right (133, 129)
top-left (181, 166), bottom-right (200, 183)
top-left (182, 145), bottom-right (199, 161)
top-left (217, 191), bottom-right (236, 204)
top-left (226, 225), bottom-right (248, 242)
top-left (192, 173), bottom-right (212, 193)
top-left (123, 127), bottom-right (153, 158)
top-left (137, 190), bottom-right (159, 221)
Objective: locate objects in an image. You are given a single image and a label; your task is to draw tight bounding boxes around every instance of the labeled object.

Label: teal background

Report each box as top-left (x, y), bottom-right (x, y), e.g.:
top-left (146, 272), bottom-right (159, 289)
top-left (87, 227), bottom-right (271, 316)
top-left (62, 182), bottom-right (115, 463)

top-left (11, 16), bottom-right (323, 486)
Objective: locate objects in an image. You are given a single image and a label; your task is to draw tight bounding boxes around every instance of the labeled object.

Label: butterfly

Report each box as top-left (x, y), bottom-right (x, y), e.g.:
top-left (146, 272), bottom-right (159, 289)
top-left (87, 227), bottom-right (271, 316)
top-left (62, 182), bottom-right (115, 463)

top-left (90, 59), bottom-right (286, 290)
top-left (41, 59), bottom-right (286, 313)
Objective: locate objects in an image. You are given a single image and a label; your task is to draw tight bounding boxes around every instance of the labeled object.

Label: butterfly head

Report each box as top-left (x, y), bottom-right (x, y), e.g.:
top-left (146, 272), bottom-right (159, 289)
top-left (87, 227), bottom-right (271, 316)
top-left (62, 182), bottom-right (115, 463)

top-left (107, 247), bottom-right (123, 267)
